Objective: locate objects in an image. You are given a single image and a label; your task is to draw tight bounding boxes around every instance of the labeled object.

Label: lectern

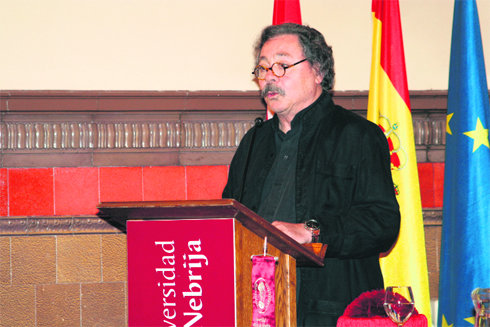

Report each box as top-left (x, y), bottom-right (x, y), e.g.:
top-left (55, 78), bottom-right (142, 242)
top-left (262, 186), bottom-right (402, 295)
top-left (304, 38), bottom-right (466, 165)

top-left (98, 199), bottom-right (326, 327)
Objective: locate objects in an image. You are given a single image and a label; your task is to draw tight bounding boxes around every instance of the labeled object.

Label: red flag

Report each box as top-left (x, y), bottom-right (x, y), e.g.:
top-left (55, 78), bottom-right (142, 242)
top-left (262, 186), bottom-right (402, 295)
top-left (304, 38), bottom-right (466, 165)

top-left (273, 0), bottom-right (302, 25)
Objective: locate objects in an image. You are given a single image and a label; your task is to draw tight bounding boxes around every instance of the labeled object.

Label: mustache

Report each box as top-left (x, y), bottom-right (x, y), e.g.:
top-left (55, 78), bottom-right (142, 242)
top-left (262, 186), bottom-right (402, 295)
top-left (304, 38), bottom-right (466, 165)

top-left (261, 84), bottom-right (285, 98)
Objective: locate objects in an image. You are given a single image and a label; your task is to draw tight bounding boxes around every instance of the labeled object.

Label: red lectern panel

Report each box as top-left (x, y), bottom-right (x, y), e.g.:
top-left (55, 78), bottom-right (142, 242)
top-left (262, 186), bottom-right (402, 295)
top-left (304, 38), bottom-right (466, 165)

top-left (98, 200), bottom-right (327, 327)
top-left (127, 218), bottom-right (236, 327)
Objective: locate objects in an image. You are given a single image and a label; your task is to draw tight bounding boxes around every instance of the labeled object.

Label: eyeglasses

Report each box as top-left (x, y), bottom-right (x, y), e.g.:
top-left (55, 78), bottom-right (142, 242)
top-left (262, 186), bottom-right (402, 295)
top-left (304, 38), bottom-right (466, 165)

top-left (252, 58), bottom-right (308, 80)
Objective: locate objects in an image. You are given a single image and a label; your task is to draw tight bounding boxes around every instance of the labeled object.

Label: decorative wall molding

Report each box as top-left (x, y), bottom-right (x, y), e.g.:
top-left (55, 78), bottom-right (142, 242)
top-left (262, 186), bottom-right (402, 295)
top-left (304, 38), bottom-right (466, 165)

top-left (0, 216), bottom-right (120, 236)
top-left (1, 90), bottom-right (449, 167)
top-left (0, 121), bottom-right (254, 150)
top-left (0, 209), bottom-right (442, 236)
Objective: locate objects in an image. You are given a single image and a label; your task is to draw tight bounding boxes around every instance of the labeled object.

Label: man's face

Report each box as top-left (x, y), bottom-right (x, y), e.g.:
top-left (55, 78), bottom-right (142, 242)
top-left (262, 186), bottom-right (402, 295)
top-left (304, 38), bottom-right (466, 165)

top-left (257, 34), bottom-right (323, 120)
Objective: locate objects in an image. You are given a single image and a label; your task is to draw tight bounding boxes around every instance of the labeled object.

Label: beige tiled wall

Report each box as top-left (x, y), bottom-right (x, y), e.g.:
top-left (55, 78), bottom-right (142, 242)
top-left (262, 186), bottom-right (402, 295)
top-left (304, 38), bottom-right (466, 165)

top-left (424, 223), bottom-right (442, 300)
top-left (0, 233), bottom-right (127, 327)
top-left (0, 222), bottom-right (443, 326)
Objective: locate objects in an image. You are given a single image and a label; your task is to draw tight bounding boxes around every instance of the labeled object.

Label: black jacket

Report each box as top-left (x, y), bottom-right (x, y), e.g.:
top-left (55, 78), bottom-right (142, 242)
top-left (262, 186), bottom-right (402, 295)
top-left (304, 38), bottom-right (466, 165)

top-left (222, 92), bottom-right (400, 326)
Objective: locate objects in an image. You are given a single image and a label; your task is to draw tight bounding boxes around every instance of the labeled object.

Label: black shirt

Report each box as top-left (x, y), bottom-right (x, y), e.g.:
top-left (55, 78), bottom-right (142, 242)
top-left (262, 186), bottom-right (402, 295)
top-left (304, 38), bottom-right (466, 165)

top-left (257, 108), bottom-right (309, 223)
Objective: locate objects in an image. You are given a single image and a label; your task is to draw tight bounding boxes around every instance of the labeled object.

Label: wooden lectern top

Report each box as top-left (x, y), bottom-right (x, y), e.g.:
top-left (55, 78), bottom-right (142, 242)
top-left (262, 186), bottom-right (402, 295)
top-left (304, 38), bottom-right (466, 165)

top-left (98, 199), bottom-right (326, 267)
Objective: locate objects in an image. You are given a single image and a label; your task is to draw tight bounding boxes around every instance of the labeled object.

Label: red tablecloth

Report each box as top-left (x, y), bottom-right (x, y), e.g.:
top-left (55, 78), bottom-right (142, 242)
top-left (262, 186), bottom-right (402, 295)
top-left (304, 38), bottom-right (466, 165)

top-left (337, 314), bottom-right (428, 327)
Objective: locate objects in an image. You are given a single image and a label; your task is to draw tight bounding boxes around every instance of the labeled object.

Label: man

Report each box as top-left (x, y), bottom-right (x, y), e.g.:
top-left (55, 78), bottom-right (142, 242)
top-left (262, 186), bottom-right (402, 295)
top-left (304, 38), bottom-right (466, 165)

top-left (222, 23), bottom-right (400, 326)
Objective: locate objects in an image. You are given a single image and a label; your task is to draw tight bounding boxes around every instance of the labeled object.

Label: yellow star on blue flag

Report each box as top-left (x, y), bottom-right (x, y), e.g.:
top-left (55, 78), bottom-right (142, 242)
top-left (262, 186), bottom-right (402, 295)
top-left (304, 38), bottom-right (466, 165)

top-left (441, 315), bottom-right (453, 327)
top-left (463, 117), bottom-right (489, 152)
top-left (446, 113), bottom-right (454, 135)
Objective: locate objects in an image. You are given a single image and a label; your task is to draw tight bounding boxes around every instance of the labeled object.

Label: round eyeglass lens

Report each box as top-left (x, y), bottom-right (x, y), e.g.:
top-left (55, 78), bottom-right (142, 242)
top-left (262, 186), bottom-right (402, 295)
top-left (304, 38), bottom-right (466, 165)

top-left (271, 63), bottom-right (286, 77)
top-left (256, 67), bottom-right (266, 79)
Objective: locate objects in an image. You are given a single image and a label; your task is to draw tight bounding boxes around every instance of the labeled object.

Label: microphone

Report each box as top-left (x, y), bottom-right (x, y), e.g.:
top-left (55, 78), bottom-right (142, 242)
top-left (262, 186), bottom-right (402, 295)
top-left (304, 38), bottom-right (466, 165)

top-left (239, 117), bottom-right (264, 203)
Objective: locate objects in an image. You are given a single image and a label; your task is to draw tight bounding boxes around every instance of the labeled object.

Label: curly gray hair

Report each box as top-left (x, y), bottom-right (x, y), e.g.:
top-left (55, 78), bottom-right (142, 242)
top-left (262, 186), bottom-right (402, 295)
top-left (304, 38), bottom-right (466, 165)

top-left (254, 23), bottom-right (335, 91)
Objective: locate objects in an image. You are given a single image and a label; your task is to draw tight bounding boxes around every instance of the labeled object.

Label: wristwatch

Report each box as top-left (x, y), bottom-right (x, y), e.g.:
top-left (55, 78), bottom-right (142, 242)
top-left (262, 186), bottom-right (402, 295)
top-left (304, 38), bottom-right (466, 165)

top-left (304, 219), bottom-right (320, 243)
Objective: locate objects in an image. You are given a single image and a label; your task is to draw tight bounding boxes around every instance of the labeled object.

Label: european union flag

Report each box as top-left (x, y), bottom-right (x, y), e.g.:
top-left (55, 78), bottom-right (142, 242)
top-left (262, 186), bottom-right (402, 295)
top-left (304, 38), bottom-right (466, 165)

top-left (438, 0), bottom-right (490, 326)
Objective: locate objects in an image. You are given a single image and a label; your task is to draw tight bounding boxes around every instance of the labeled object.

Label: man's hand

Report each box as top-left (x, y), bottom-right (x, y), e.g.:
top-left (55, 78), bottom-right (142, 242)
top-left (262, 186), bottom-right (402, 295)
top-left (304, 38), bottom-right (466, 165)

top-left (271, 221), bottom-right (312, 244)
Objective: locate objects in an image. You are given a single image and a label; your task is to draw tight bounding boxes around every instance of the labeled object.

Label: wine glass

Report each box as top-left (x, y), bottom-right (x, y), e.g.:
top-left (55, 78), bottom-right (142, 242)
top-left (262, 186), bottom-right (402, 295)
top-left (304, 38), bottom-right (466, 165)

top-left (383, 286), bottom-right (415, 326)
top-left (472, 288), bottom-right (490, 327)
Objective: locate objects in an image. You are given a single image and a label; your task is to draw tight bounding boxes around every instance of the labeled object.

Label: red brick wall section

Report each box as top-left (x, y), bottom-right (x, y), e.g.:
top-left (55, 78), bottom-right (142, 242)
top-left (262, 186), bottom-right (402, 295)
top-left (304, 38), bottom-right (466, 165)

top-left (417, 162), bottom-right (445, 208)
top-left (0, 165), bottom-right (230, 217)
top-left (0, 169), bottom-right (7, 217)
top-left (0, 163), bottom-right (443, 217)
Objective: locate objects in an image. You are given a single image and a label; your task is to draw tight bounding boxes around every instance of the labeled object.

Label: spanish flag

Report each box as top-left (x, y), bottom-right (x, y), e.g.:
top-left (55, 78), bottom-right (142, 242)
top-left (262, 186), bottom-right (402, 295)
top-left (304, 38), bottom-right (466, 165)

top-left (368, 0), bottom-right (432, 323)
